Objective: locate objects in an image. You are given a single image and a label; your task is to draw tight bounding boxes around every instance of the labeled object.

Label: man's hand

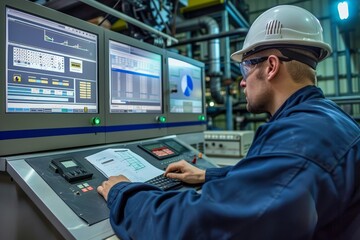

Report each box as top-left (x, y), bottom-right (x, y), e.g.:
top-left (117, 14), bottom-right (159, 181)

top-left (97, 175), bottom-right (130, 201)
top-left (164, 160), bottom-right (205, 184)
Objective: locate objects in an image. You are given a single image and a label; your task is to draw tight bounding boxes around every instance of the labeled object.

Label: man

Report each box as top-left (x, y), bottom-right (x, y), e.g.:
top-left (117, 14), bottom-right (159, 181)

top-left (98, 5), bottom-right (360, 240)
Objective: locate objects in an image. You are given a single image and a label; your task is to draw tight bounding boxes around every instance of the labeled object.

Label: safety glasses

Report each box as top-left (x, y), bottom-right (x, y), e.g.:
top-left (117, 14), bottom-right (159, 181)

top-left (239, 56), bottom-right (291, 80)
top-left (239, 57), bottom-right (269, 80)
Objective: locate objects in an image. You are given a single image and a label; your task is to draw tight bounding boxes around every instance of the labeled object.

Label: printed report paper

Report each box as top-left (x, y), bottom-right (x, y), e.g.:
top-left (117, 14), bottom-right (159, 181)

top-left (85, 148), bottom-right (163, 182)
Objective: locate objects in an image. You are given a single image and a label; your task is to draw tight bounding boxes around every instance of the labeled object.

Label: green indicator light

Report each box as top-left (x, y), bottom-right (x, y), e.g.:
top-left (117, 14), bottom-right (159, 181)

top-left (157, 116), bottom-right (166, 123)
top-left (91, 117), bottom-right (101, 126)
top-left (198, 115), bottom-right (205, 121)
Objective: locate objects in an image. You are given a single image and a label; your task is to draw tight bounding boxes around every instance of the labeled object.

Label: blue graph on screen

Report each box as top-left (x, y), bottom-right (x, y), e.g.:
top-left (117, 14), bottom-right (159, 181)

top-left (181, 74), bottom-right (193, 97)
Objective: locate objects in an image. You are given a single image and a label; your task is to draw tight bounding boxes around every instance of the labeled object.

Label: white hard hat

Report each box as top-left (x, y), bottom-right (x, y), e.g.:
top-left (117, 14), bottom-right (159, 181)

top-left (231, 5), bottom-right (332, 63)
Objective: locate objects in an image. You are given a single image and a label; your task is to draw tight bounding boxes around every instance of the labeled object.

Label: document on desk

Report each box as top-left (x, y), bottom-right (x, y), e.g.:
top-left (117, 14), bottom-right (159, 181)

top-left (85, 148), bottom-right (164, 182)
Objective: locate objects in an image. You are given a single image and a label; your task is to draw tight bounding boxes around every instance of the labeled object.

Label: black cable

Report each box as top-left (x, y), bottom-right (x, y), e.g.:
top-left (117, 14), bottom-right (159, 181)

top-left (171, 0), bottom-right (179, 35)
top-left (149, 0), bottom-right (172, 34)
top-left (98, 0), bottom-right (121, 26)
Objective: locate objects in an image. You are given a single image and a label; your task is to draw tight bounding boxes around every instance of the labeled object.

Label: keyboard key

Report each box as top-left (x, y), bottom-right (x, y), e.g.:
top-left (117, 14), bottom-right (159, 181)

top-left (145, 174), bottom-right (182, 191)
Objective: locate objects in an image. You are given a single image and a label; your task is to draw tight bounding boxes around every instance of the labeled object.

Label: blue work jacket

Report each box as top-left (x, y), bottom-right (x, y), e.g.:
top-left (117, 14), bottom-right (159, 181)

top-left (107, 85), bottom-right (360, 240)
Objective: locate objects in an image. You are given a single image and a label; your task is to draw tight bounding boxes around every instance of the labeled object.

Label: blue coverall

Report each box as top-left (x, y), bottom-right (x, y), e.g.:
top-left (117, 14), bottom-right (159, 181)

top-left (106, 85), bottom-right (360, 240)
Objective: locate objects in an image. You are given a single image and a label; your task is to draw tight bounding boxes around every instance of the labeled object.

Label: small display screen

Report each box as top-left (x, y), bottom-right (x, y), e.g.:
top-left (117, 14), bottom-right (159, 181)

top-left (164, 140), bottom-right (188, 153)
top-left (61, 160), bottom-right (77, 168)
top-left (168, 57), bottom-right (203, 113)
top-left (140, 142), bottom-right (178, 160)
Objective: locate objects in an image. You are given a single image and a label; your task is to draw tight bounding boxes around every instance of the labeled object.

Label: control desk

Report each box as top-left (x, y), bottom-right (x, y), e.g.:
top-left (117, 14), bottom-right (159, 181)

top-left (2, 135), bottom-right (216, 240)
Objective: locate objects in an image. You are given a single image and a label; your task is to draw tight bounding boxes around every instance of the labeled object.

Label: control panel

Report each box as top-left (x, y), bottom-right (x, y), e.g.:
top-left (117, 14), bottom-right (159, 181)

top-left (26, 153), bottom-right (109, 226)
top-left (204, 131), bottom-right (254, 157)
top-left (5, 135), bottom-right (216, 239)
top-left (137, 138), bottom-right (210, 169)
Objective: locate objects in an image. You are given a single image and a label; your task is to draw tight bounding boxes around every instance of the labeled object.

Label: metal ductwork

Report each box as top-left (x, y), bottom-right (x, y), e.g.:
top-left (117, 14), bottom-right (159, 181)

top-left (176, 16), bottom-right (224, 104)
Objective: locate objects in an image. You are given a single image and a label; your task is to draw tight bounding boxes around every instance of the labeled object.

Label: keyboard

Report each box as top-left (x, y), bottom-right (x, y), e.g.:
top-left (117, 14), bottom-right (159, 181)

top-left (145, 174), bottom-right (182, 191)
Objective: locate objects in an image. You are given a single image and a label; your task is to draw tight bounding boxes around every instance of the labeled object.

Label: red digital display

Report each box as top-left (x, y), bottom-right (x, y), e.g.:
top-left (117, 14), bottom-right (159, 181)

top-left (139, 142), bottom-right (179, 160)
top-left (151, 147), bottom-right (174, 157)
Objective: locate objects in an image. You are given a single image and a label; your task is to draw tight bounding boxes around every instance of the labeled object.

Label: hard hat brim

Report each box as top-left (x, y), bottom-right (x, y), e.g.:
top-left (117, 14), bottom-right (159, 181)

top-left (231, 39), bottom-right (332, 63)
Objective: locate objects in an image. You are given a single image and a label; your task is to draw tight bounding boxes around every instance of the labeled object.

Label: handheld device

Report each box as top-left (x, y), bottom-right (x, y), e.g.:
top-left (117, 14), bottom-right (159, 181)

top-left (50, 157), bottom-right (93, 183)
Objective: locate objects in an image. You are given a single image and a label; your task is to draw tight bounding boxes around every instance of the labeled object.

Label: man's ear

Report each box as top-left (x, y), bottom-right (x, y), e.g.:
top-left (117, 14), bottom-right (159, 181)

top-left (266, 55), bottom-right (281, 81)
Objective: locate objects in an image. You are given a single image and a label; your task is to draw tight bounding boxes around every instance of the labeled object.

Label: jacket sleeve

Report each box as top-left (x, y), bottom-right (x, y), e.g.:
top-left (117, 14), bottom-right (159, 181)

top-left (107, 154), bottom-right (326, 240)
top-left (205, 165), bottom-right (232, 181)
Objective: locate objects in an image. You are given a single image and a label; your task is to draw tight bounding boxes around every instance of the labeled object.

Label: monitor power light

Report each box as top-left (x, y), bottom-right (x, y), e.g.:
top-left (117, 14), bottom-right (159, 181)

top-left (156, 116), bottom-right (167, 123)
top-left (90, 117), bottom-right (101, 126)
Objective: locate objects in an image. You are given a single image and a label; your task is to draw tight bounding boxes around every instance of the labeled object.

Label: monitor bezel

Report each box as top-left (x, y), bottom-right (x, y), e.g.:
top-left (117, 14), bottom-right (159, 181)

top-left (165, 51), bottom-right (207, 134)
top-left (0, 0), bottom-right (106, 156)
top-left (107, 38), bottom-right (163, 115)
top-left (104, 29), bottom-right (167, 143)
top-left (167, 53), bottom-right (205, 115)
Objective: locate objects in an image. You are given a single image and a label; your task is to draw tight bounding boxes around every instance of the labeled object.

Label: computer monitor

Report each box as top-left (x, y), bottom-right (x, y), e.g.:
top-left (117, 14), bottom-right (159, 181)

top-left (109, 40), bottom-right (162, 114)
top-left (6, 9), bottom-right (98, 114)
top-left (0, 0), bottom-right (105, 156)
top-left (168, 57), bottom-right (203, 114)
top-left (165, 51), bottom-right (206, 135)
top-left (104, 30), bottom-right (166, 143)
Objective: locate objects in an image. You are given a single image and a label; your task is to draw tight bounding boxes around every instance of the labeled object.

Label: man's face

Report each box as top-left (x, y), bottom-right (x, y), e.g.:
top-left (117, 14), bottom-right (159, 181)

top-left (239, 57), bottom-right (271, 114)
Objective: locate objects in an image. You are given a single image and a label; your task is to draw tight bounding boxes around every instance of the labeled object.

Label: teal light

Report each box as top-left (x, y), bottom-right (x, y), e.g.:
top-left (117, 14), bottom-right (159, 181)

top-left (337, 1), bottom-right (349, 20)
top-left (157, 116), bottom-right (166, 123)
top-left (198, 115), bottom-right (205, 121)
top-left (91, 117), bottom-right (101, 126)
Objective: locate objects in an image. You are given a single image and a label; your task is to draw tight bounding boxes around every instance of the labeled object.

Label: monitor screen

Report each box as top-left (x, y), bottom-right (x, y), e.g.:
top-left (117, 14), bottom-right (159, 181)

top-left (168, 57), bottom-right (203, 113)
top-left (109, 40), bottom-right (162, 113)
top-left (6, 7), bottom-right (98, 113)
